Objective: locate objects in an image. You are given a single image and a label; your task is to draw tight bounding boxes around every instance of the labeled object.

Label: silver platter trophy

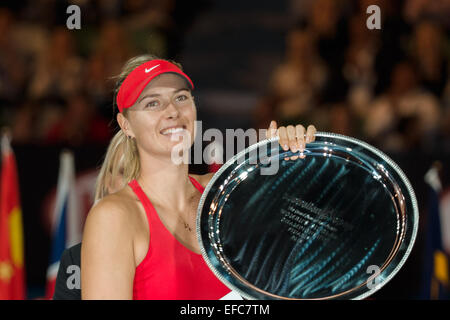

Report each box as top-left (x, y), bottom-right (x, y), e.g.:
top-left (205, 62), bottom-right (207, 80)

top-left (196, 132), bottom-right (418, 300)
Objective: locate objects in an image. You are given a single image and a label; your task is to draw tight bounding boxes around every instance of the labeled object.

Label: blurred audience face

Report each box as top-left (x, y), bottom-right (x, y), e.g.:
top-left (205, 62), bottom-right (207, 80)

top-left (97, 20), bottom-right (131, 76)
top-left (49, 27), bottom-right (75, 64)
top-left (286, 29), bottom-right (315, 63)
top-left (310, 0), bottom-right (339, 35)
top-left (326, 103), bottom-right (354, 136)
top-left (0, 8), bottom-right (13, 44)
top-left (100, 20), bottom-right (124, 49)
top-left (124, 0), bottom-right (149, 12)
top-left (67, 94), bottom-right (93, 122)
top-left (390, 62), bottom-right (417, 95)
top-left (88, 54), bottom-right (106, 81)
top-left (349, 14), bottom-right (371, 44)
top-left (414, 21), bottom-right (442, 59)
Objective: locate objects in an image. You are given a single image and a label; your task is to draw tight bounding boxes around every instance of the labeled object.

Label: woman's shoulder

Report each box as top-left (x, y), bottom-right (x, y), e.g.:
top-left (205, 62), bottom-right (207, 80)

top-left (86, 186), bottom-right (139, 228)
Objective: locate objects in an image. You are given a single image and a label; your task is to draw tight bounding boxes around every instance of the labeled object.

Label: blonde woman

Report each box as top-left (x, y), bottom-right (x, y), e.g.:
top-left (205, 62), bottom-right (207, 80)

top-left (81, 54), bottom-right (317, 299)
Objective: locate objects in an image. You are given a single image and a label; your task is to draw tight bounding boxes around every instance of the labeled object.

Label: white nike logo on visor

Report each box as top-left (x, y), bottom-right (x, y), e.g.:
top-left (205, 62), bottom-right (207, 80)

top-left (145, 64), bottom-right (160, 73)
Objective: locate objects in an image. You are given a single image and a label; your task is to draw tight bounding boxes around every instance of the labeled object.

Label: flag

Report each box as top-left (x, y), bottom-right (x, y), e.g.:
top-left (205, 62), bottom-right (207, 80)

top-left (0, 131), bottom-right (25, 300)
top-left (420, 163), bottom-right (450, 299)
top-left (45, 150), bottom-right (82, 299)
top-left (440, 189), bottom-right (450, 256)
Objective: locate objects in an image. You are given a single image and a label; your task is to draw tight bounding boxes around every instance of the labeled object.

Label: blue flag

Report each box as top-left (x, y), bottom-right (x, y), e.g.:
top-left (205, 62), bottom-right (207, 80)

top-left (420, 165), bottom-right (449, 299)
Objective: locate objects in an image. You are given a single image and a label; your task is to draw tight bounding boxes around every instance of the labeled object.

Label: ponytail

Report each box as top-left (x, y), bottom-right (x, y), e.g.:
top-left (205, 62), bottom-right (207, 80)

top-left (95, 130), bottom-right (125, 201)
top-left (94, 129), bottom-right (142, 201)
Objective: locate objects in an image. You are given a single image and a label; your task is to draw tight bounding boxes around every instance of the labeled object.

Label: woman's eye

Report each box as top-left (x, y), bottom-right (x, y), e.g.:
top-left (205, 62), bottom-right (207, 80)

top-left (176, 95), bottom-right (188, 102)
top-left (146, 100), bottom-right (159, 108)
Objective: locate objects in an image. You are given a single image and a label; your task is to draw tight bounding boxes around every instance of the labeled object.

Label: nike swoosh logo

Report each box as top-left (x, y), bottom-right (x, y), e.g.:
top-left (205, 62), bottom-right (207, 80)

top-left (145, 64), bottom-right (160, 73)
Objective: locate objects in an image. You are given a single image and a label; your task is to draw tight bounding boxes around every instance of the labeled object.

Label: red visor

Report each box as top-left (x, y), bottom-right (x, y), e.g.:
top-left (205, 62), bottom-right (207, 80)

top-left (116, 59), bottom-right (194, 113)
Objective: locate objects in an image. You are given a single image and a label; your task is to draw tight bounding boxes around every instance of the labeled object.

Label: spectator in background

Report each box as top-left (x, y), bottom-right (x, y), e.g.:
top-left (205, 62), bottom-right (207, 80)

top-left (0, 8), bottom-right (28, 107)
top-left (255, 27), bottom-right (327, 128)
top-left (84, 53), bottom-right (115, 118)
top-left (44, 93), bottom-right (111, 146)
top-left (372, 0), bottom-right (412, 95)
top-left (344, 12), bottom-right (380, 121)
top-left (289, 0), bottom-right (316, 23)
top-left (87, 19), bottom-right (135, 119)
top-left (28, 26), bottom-right (84, 101)
top-left (307, 0), bottom-right (349, 102)
top-left (441, 104), bottom-right (450, 152)
top-left (410, 20), bottom-right (449, 100)
top-left (122, 0), bottom-right (176, 57)
top-left (403, 0), bottom-right (450, 28)
top-left (364, 61), bottom-right (441, 152)
top-left (93, 20), bottom-right (133, 80)
top-left (327, 102), bottom-right (356, 137)
top-left (10, 100), bottom-right (38, 144)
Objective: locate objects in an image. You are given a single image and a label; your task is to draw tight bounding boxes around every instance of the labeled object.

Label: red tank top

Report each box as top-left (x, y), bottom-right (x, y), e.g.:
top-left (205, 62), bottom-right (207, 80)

top-left (129, 176), bottom-right (231, 300)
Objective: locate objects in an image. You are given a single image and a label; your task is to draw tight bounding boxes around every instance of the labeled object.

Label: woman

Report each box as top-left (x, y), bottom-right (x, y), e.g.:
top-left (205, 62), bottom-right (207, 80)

top-left (81, 54), bottom-right (317, 299)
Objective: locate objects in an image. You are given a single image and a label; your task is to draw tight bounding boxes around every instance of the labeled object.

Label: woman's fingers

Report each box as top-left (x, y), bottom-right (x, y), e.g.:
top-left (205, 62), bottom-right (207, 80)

top-left (293, 125), bottom-right (306, 160)
top-left (295, 124), bottom-right (306, 151)
top-left (285, 125), bottom-right (298, 160)
top-left (286, 125), bottom-right (298, 152)
top-left (271, 121), bottom-right (316, 161)
top-left (306, 125), bottom-right (317, 143)
top-left (266, 120), bottom-right (278, 139)
top-left (278, 126), bottom-right (289, 151)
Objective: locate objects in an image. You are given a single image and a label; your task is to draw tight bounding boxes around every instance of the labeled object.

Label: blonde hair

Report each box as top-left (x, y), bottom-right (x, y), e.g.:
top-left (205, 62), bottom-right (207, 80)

top-left (94, 130), bottom-right (126, 201)
top-left (94, 54), bottom-right (186, 201)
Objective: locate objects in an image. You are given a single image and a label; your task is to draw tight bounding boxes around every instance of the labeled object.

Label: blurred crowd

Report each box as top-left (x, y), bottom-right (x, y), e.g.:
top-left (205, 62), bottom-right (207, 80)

top-left (0, 0), bottom-right (449, 155)
top-left (255, 0), bottom-right (450, 155)
top-left (0, 0), bottom-right (204, 146)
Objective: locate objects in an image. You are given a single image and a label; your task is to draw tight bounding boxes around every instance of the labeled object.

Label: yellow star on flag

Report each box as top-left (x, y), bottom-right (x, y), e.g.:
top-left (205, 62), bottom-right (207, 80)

top-left (0, 261), bottom-right (13, 283)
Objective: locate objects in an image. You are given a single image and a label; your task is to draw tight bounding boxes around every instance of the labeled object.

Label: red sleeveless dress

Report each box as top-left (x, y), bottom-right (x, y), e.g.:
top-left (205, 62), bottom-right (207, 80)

top-left (129, 176), bottom-right (231, 300)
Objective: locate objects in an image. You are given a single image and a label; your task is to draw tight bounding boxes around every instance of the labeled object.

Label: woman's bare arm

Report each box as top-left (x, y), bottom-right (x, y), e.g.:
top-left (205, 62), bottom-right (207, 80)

top-left (81, 197), bottom-right (136, 299)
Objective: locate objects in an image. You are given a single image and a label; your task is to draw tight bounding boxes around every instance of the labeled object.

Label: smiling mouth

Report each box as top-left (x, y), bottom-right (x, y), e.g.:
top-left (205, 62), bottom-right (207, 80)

top-left (160, 125), bottom-right (187, 135)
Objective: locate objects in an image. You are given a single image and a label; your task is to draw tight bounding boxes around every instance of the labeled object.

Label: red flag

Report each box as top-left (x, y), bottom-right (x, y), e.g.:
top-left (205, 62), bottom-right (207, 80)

top-left (0, 132), bottom-right (26, 299)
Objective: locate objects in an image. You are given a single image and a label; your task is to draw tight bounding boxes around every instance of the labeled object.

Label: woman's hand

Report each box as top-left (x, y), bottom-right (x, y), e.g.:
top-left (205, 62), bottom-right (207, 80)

top-left (266, 120), bottom-right (317, 160)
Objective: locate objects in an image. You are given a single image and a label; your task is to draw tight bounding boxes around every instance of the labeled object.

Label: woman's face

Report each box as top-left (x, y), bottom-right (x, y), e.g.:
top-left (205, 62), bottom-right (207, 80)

top-left (120, 73), bottom-right (197, 159)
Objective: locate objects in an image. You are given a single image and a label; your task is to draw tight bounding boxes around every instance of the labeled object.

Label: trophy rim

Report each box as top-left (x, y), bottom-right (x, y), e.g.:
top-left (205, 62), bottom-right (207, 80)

top-left (196, 131), bottom-right (419, 300)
